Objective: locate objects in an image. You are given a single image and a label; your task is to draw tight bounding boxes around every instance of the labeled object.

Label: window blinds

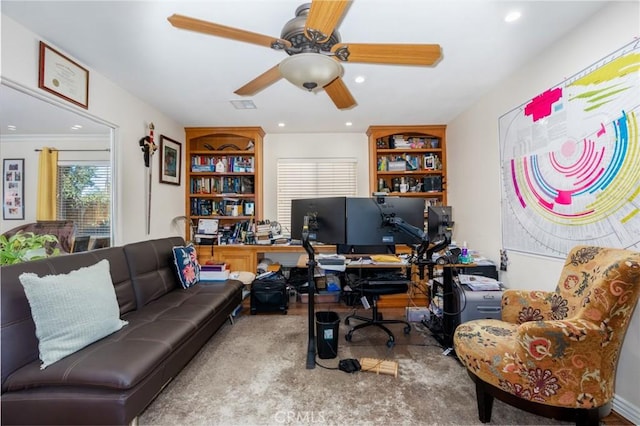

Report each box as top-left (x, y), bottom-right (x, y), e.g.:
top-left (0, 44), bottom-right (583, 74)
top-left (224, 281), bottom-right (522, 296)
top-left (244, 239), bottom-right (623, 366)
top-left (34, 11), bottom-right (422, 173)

top-left (277, 158), bottom-right (357, 235)
top-left (57, 161), bottom-right (111, 237)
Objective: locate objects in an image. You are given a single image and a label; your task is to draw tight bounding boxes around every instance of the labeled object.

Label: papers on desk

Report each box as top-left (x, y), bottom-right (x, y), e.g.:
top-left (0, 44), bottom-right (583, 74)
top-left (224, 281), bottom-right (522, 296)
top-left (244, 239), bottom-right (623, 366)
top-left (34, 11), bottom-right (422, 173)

top-left (458, 274), bottom-right (501, 291)
top-left (470, 256), bottom-right (495, 266)
top-left (370, 254), bottom-right (405, 264)
top-left (347, 255), bottom-right (408, 266)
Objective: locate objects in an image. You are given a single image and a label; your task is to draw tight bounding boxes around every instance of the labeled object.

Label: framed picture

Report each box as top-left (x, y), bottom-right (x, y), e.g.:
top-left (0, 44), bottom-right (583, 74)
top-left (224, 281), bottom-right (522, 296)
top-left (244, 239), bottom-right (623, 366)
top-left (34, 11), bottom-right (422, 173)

top-left (3, 159), bottom-right (25, 220)
top-left (423, 154), bottom-right (435, 170)
top-left (160, 135), bottom-right (181, 185)
top-left (38, 41), bottom-right (89, 109)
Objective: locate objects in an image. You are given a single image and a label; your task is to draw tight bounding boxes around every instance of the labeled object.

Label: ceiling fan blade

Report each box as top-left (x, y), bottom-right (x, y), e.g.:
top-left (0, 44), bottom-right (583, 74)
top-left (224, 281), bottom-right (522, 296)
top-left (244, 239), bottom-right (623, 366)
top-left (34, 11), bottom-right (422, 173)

top-left (332, 43), bottom-right (442, 65)
top-left (305, 0), bottom-right (351, 42)
top-left (168, 14), bottom-right (291, 49)
top-left (234, 65), bottom-right (283, 96)
top-left (324, 77), bottom-right (356, 110)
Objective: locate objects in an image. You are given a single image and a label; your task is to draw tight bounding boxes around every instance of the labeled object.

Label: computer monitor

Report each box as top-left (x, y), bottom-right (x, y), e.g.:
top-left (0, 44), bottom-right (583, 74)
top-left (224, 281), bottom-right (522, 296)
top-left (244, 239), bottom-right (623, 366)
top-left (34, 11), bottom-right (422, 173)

top-left (427, 205), bottom-right (453, 242)
top-left (345, 197), bottom-right (424, 246)
top-left (290, 197), bottom-right (347, 244)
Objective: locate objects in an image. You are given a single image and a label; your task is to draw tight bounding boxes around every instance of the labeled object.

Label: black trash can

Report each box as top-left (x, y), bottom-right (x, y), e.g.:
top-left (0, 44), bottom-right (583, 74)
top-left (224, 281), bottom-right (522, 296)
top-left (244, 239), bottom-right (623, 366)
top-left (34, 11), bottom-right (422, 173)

top-left (316, 311), bottom-right (340, 359)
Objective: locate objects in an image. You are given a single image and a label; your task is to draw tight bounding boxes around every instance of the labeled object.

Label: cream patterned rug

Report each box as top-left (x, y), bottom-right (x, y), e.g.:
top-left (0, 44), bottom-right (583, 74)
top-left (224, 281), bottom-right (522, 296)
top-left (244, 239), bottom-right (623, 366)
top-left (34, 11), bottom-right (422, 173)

top-left (139, 312), bottom-right (568, 425)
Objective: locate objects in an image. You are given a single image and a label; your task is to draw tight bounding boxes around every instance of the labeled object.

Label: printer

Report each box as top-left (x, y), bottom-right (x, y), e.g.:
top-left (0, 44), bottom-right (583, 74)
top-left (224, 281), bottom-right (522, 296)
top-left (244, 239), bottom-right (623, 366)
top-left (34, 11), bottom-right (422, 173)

top-left (433, 276), bottom-right (503, 327)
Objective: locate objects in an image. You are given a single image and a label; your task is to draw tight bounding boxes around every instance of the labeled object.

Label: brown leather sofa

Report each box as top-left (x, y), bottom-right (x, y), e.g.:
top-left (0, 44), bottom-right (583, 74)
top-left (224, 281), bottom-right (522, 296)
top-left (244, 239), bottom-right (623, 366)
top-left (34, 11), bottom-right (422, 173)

top-left (1, 236), bottom-right (243, 425)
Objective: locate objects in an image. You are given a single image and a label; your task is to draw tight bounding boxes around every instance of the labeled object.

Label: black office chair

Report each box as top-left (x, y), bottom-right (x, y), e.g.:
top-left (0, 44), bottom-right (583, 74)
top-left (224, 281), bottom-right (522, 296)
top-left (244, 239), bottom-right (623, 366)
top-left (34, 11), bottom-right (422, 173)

top-left (344, 278), bottom-right (411, 348)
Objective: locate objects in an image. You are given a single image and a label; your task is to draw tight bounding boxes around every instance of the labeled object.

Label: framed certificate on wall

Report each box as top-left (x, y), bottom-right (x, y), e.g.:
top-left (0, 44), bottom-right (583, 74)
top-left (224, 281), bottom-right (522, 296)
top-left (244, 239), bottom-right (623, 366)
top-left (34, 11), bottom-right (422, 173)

top-left (38, 41), bottom-right (89, 109)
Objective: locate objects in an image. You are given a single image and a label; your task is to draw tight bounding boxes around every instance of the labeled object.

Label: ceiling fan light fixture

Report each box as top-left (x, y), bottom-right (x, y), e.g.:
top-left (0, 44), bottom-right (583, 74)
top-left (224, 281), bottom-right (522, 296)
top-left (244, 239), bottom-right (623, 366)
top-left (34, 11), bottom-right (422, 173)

top-left (279, 53), bottom-right (343, 92)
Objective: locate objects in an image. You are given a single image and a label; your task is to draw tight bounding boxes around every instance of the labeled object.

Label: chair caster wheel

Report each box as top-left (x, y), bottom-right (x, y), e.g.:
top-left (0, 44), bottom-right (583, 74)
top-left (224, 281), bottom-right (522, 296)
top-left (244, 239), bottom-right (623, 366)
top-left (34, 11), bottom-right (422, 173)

top-left (345, 332), bottom-right (353, 342)
top-left (386, 338), bottom-right (395, 348)
top-left (404, 325), bottom-right (411, 334)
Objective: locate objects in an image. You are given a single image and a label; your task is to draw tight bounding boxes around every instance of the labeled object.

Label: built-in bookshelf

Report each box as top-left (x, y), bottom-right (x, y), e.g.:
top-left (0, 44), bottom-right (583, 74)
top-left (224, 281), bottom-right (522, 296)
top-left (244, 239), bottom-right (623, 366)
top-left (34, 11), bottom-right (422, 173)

top-left (184, 127), bottom-right (264, 242)
top-left (367, 125), bottom-right (447, 210)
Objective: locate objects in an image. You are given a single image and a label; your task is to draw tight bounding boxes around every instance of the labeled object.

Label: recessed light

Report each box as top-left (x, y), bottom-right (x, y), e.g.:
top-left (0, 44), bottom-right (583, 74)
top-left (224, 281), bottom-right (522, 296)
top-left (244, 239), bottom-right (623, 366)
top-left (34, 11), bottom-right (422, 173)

top-left (504, 11), bottom-right (521, 23)
top-left (230, 100), bottom-right (257, 109)
top-left (278, 122), bottom-right (285, 127)
top-left (354, 76), bottom-right (365, 84)
top-left (71, 124), bottom-right (83, 130)
top-left (7, 125), bottom-right (17, 131)
top-left (345, 122), bottom-right (353, 127)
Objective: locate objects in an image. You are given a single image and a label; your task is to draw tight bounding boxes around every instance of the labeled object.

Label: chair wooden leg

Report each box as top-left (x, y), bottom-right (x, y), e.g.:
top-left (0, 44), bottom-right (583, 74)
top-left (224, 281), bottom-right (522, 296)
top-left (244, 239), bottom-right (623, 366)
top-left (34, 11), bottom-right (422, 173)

top-left (475, 379), bottom-right (494, 423)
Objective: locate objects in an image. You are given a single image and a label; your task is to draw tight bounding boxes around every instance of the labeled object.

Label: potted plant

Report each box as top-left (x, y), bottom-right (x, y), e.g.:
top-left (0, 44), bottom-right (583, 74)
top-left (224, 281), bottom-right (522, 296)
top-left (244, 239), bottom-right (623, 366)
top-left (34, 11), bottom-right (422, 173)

top-left (0, 231), bottom-right (60, 265)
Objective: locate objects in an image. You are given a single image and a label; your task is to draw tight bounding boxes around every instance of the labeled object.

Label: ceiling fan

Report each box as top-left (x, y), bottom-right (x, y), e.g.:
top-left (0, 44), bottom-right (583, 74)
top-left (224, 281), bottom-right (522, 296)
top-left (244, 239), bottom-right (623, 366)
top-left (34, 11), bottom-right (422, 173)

top-left (167, 0), bottom-right (441, 110)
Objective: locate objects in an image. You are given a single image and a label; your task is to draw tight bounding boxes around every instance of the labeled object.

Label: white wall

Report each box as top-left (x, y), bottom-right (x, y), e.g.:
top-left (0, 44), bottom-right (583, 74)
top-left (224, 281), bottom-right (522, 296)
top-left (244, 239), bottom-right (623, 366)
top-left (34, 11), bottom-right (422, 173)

top-left (1, 16), bottom-right (186, 244)
top-left (262, 132), bottom-right (370, 219)
top-left (446, 2), bottom-right (640, 421)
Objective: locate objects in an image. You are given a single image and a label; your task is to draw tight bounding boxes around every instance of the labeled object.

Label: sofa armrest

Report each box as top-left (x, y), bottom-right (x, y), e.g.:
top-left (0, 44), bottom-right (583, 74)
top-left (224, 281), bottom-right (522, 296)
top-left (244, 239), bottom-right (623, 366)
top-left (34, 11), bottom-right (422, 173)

top-left (514, 318), bottom-right (604, 359)
top-left (501, 289), bottom-right (560, 323)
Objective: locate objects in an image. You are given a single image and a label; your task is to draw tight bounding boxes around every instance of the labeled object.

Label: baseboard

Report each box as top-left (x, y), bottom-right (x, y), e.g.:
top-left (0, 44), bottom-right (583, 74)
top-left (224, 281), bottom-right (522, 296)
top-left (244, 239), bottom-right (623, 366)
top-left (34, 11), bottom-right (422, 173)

top-left (613, 394), bottom-right (640, 425)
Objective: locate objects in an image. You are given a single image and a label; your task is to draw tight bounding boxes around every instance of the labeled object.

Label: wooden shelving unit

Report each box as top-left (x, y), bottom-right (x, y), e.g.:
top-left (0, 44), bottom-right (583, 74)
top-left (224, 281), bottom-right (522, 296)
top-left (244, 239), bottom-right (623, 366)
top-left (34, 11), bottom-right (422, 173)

top-left (367, 124), bottom-right (447, 209)
top-left (184, 127), bottom-right (264, 244)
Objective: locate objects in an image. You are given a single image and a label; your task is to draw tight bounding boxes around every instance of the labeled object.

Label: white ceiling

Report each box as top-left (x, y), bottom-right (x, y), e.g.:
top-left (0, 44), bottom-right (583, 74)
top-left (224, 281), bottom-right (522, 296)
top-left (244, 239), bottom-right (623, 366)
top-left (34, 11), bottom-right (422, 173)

top-left (1, 0), bottom-right (610, 135)
top-left (0, 84), bottom-right (111, 135)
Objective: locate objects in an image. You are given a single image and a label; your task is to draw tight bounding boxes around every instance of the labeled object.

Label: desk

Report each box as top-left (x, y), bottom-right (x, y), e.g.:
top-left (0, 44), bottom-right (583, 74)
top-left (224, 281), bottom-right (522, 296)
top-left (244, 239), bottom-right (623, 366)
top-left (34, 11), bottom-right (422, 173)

top-left (295, 254), bottom-right (407, 269)
top-left (295, 254), bottom-right (427, 308)
top-left (198, 244), bottom-right (337, 273)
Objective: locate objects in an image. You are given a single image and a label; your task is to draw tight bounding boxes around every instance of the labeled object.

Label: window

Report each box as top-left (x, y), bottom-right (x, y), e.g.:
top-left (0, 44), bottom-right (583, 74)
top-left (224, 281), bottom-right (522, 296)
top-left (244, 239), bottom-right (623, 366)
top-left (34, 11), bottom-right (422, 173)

top-left (57, 161), bottom-right (111, 237)
top-left (277, 158), bottom-right (357, 234)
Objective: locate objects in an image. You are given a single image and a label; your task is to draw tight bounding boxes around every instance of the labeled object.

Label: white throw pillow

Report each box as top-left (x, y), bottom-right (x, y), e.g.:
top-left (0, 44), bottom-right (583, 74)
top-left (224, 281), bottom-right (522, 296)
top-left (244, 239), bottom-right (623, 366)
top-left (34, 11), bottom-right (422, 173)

top-left (19, 259), bottom-right (128, 369)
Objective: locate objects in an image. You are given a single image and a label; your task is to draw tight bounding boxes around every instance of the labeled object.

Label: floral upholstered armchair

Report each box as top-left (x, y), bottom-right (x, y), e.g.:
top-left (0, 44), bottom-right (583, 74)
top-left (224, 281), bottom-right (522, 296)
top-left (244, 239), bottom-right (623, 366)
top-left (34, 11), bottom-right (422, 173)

top-left (453, 246), bottom-right (640, 425)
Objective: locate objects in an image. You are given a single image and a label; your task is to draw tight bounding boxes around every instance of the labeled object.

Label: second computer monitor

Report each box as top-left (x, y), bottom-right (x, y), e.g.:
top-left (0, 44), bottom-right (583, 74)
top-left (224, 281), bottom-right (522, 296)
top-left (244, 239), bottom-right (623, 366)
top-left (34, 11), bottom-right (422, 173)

top-left (290, 197), bottom-right (347, 244)
top-left (427, 205), bottom-right (453, 242)
top-left (345, 197), bottom-right (424, 246)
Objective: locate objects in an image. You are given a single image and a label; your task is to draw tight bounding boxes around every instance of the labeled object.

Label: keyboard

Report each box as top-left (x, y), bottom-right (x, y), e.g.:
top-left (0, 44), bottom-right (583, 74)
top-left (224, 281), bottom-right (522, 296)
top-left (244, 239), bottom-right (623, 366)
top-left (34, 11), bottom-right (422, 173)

top-left (367, 279), bottom-right (410, 286)
top-left (318, 258), bottom-right (345, 265)
top-left (366, 272), bottom-right (410, 286)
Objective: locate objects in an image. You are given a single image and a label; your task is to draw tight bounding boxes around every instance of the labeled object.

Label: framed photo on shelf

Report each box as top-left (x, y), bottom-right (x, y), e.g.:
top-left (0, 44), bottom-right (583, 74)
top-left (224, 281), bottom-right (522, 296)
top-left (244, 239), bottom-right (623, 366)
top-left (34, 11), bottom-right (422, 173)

top-left (3, 159), bottom-right (25, 220)
top-left (160, 135), bottom-right (182, 185)
top-left (38, 41), bottom-right (89, 109)
top-left (423, 154), bottom-right (435, 170)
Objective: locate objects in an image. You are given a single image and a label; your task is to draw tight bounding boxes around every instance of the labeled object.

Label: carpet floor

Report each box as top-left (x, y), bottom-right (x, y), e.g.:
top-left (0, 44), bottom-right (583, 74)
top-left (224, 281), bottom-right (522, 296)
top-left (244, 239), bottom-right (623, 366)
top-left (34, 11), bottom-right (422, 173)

top-left (139, 312), bottom-right (571, 425)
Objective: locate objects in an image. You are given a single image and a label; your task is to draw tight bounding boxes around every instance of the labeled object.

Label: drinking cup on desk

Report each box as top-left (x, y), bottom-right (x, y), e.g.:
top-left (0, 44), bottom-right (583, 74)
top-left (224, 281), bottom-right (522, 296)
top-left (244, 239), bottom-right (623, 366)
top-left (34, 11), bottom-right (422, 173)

top-left (399, 183), bottom-right (408, 193)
